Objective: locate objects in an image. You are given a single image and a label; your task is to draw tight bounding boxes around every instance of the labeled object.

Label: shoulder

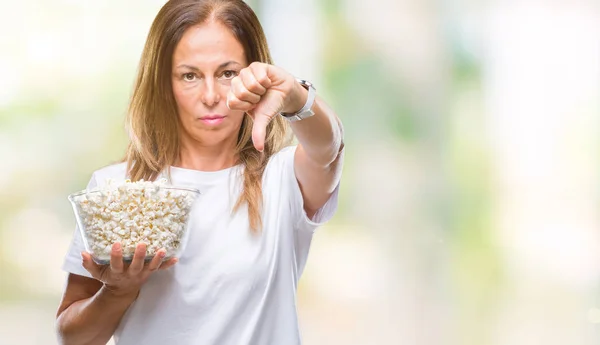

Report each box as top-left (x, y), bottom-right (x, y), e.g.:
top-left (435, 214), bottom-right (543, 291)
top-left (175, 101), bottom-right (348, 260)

top-left (90, 162), bottom-right (129, 187)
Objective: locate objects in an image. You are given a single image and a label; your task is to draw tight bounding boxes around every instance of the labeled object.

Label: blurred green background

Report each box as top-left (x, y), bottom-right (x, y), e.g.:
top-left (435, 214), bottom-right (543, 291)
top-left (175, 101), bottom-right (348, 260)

top-left (1, 0), bottom-right (600, 344)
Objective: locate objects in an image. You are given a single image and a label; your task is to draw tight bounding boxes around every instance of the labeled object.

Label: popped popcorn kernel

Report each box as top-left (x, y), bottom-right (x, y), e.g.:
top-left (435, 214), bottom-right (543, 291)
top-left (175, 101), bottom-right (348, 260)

top-left (70, 179), bottom-right (199, 263)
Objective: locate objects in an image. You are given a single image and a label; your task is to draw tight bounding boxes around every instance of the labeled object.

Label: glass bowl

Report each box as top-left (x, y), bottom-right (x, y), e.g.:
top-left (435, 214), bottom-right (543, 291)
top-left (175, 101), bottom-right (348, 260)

top-left (68, 183), bottom-right (200, 265)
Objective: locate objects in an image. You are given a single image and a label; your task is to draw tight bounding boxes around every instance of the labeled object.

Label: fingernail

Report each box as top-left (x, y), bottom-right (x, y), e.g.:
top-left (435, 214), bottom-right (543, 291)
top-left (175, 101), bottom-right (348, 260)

top-left (114, 243), bottom-right (121, 250)
top-left (159, 250), bottom-right (166, 258)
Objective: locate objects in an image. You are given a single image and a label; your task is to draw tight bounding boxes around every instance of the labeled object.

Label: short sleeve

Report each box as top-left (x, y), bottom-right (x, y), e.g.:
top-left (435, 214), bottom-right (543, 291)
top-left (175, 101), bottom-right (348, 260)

top-left (281, 145), bottom-right (341, 233)
top-left (61, 173), bottom-right (97, 279)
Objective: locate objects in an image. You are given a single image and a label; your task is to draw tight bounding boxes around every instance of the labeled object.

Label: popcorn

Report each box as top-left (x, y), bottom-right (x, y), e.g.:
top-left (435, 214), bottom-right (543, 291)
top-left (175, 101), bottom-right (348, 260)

top-left (70, 178), bottom-right (198, 263)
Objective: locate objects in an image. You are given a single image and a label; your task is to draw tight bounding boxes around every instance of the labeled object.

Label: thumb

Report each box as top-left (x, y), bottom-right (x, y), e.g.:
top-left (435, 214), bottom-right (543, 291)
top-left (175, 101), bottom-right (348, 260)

top-left (251, 113), bottom-right (271, 153)
top-left (81, 251), bottom-right (101, 279)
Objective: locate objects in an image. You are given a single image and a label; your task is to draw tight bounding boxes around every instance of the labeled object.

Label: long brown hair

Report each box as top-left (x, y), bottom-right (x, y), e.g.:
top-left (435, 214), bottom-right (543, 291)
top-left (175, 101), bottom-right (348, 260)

top-left (124, 0), bottom-right (292, 232)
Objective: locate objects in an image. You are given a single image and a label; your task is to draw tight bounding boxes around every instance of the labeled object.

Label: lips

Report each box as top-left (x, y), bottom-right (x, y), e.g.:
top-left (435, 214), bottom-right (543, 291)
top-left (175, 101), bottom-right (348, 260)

top-left (200, 115), bottom-right (225, 120)
top-left (199, 114), bottom-right (225, 126)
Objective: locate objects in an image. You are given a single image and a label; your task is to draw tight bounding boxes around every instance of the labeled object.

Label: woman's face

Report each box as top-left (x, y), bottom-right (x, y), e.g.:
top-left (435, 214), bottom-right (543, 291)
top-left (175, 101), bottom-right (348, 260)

top-left (171, 21), bottom-right (247, 148)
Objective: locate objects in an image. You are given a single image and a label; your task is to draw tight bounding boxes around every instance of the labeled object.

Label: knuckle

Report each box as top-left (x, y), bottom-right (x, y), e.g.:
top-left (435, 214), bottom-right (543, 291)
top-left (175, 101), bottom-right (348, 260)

top-left (231, 87), bottom-right (241, 99)
top-left (229, 97), bottom-right (243, 108)
top-left (249, 80), bottom-right (262, 92)
top-left (231, 76), bottom-right (240, 89)
top-left (241, 71), bottom-right (255, 85)
top-left (239, 88), bottom-right (253, 100)
top-left (124, 271), bottom-right (137, 280)
top-left (256, 75), bottom-right (269, 86)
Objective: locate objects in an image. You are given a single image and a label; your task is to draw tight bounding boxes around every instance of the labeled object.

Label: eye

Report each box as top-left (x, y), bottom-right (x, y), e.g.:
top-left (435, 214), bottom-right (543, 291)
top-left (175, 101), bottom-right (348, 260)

top-left (221, 70), bottom-right (238, 80)
top-left (182, 73), bottom-right (197, 82)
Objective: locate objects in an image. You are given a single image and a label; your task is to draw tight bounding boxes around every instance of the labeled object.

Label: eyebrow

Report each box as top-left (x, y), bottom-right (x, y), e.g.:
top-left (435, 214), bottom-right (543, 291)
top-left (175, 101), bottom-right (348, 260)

top-left (176, 61), bottom-right (242, 71)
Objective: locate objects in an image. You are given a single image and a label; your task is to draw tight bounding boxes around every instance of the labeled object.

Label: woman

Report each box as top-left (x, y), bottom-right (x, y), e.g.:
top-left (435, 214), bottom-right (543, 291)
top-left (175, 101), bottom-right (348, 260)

top-left (56, 0), bottom-right (344, 344)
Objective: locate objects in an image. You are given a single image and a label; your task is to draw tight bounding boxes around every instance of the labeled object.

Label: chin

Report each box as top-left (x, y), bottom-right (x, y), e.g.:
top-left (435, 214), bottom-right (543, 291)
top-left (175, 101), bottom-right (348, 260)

top-left (188, 128), bottom-right (239, 147)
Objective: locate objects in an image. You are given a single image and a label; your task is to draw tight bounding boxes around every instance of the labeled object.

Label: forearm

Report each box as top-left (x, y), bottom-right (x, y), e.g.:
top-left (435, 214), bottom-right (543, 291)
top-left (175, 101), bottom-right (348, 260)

top-left (289, 95), bottom-right (344, 167)
top-left (56, 286), bottom-right (137, 345)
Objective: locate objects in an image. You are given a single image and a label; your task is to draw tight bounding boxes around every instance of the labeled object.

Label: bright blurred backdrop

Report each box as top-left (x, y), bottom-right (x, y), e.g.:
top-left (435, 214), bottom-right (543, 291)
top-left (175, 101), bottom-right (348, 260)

top-left (1, 0), bottom-right (599, 344)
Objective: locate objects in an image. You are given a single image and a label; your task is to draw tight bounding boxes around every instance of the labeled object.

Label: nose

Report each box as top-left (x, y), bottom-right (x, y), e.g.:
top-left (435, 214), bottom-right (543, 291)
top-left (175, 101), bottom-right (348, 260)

top-left (200, 78), bottom-right (220, 107)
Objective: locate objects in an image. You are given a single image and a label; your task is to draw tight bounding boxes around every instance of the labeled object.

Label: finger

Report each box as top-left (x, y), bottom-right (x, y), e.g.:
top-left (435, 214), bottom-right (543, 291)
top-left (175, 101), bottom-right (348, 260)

top-left (81, 251), bottom-right (102, 279)
top-left (158, 257), bottom-right (179, 271)
top-left (227, 92), bottom-right (255, 112)
top-left (146, 248), bottom-right (166, 273)
top-left (251, 114), bottom-right (270, 153)
top-left (110, 242), bottom-right (124, 274)
top-left (240, 68), bottom-right (267, 96)
top-left (248, 62), bottom-right (272, 89)
top-left (128, 243), bottom-right (147, 275)
top-left (232, 76), bottom-right (261, 104)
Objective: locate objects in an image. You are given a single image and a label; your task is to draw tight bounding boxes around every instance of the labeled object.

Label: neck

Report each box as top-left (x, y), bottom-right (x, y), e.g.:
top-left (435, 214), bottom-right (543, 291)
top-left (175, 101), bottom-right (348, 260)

top-left (176, 136), bottom-right (238, 172)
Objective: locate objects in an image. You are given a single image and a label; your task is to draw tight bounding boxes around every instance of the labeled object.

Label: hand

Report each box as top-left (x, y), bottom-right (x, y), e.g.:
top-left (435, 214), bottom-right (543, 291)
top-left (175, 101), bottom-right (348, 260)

top-left (226, 62), bottom-right (308, 152)
top-left (81, 242), bottom-right (178, 298)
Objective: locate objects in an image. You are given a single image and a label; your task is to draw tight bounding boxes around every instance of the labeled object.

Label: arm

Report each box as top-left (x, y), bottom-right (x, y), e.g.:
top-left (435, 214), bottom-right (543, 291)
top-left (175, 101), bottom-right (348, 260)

top-left (227, 63), bottom-right (345, 218)
top-left (284, 85), bottom-right (344, 218)
top-left (56, 274), bottom-right (137, 345)
top-left (56, 243), bottom-right (177, 345)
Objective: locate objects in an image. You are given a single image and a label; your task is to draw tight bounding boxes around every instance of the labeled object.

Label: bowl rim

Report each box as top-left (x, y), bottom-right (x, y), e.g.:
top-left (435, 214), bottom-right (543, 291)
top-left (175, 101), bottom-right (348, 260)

top-left (68, 185), bottom-right (201, 201)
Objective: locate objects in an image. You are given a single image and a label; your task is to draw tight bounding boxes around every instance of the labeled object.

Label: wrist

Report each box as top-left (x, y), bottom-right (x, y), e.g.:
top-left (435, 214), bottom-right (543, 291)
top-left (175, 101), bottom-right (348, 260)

top-left (100, 285), bottom-right (140, 302)
top-left (282, 80), bottom-right (308, 114)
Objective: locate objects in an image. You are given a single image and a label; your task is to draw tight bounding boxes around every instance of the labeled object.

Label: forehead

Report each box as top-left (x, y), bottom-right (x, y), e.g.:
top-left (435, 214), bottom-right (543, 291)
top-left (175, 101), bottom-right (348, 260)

top-left (172, 21), bottom-right (247, 68)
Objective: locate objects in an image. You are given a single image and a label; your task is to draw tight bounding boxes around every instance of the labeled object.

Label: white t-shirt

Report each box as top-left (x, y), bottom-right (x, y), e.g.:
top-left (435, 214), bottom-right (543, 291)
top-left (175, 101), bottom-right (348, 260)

top-left (61, 145), bottom-right (339, 345)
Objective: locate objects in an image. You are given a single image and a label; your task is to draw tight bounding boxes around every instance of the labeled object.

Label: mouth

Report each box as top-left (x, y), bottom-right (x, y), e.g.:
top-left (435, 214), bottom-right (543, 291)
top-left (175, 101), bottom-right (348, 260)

top-left (198, 114), bottom-right (226, 126)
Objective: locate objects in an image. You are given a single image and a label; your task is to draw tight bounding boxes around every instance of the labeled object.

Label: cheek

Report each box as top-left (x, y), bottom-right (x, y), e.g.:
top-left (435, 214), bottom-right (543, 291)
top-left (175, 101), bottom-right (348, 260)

top-left (173, 84), bottom-right (198, 115)
top-left (230, 110), bottom-right (246, 125)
